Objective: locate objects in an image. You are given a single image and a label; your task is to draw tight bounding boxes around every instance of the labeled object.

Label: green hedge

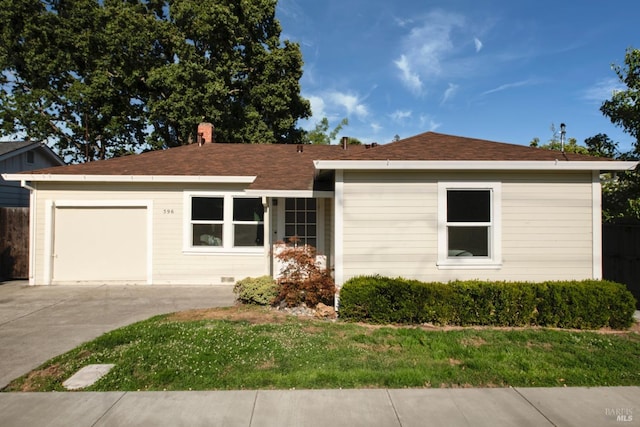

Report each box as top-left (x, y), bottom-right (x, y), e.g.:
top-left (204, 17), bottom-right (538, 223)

top-left (338, 276), bottom-right (637, 329)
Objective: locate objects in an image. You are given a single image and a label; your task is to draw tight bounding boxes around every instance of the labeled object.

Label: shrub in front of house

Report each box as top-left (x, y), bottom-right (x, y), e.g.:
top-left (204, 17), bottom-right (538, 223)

top-left (233, 276), bottom-right (279, 306)
top-left (338, 276), bottom-right (636, 329)
top-left (273, 244), bottom-right (336, 307)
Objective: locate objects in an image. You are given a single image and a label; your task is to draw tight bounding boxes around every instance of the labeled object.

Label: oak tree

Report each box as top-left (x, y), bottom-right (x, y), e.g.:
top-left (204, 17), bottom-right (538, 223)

top-left (0, 0), bottom-right (310, 162)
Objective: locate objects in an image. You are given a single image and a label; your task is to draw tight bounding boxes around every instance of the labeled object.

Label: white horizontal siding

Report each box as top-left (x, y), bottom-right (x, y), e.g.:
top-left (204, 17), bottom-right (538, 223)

top-left (341, 172), bottom-right (437, 282)
top-left (340, 170), bottom-right (595, 284)
top-left (31, 182), bottom-right (267, 285)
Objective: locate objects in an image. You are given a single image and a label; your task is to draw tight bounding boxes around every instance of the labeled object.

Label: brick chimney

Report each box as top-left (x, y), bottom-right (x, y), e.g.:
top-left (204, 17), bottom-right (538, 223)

top-left (197, 122), bottom-right (215, 144)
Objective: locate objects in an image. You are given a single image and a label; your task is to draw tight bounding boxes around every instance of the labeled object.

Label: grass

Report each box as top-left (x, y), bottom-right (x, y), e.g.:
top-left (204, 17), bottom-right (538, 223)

top-left (4, 306), bottom-right (640, 392)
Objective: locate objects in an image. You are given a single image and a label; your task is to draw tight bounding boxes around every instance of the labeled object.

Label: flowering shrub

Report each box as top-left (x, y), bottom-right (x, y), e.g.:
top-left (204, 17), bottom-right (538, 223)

top-left (274, 243), bottom-right (336, 307)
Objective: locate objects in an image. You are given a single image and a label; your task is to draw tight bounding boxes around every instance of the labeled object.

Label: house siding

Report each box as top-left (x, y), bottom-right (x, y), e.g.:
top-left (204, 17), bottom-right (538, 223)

top-left (340, 170), bottom-right (595, 284)
top-left (1, 148), bottom-right (62, 207)
top-left (30, 182), bottom-right (267, 285)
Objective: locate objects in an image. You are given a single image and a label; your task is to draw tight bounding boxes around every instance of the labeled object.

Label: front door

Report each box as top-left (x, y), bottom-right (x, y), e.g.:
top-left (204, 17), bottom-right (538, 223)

top-left (272, 197), bottom-right (326, 276)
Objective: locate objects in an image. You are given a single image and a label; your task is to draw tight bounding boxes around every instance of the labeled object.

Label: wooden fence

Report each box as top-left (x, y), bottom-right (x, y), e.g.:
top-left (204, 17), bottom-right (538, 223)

top-left (0, 207), bottom-right (29, 280)
top-left (603, 223), bottom-right (640, 308)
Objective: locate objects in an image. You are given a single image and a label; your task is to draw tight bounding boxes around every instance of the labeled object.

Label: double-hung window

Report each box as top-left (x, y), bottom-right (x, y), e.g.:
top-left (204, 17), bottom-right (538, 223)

top-left (185, 193), bottom-right (264, 252)
top-left (191, 197), bottom-right (224, 246)
top-left (437, 182), bottom-right (501, 268)
top-left (233, 198), bottom-right (264, 247)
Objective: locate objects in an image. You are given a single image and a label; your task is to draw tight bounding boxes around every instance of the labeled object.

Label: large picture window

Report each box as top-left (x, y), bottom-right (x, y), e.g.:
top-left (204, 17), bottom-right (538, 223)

top-left (437, 182), bottom-right (501, 268)
top-left (185, 193), bottom-right (264, 251)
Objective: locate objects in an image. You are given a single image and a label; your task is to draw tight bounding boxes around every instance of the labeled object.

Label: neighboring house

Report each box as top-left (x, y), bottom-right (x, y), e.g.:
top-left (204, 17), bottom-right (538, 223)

top-left (0, 141), bottom-right (65, 207)
top-left (3, 125), bottom-right (638, 287)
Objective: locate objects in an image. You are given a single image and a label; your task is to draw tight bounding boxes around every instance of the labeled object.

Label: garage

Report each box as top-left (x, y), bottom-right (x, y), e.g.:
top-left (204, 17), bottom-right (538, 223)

top-left (52, 205), bottom-right (149, 283)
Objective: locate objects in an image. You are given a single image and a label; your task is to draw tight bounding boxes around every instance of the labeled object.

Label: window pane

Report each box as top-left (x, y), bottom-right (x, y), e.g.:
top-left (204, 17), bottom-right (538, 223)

top-left (193, 224), bottom-right (223, 246)
top-left (307, 225), bottom-right (316, 237)
top-left (192, 197), bottom-right (223, 220)
top-left (307, 199), bottom-right (317, 210)
top-left (285, 198), bottom-right (295, 210)
top-left (285, 211), bottom-right (295, 223)
top-left (447, 190), bottom-right (490, 222)
top-left (233, 198), bottom-right (264, 221)
top-left (448, 226), bottom-right (489, 256)
top-left (307, 211), bottom-right (316, 223)
top-left (285, 225), bottom-right (295, 236)
top-left (234, 224), bottom-right (264, 246)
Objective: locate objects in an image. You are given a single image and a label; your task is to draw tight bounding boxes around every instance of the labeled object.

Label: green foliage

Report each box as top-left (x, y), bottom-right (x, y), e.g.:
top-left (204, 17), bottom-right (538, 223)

top-left (601, 47), bottom-right (640, 154)
top-left (5, 308), bottom-right (640, 391)
top-left (584, 133), bottom-right (619, 158)
top-left (339, 276), bottom-right (636, 329)
top-left (233, 275), bottom-right (278, 306)
top-left (529, 125), bottom-right (589, 154)
top-left (602, 171), bottom-right (640, 223)
top-left (0, 0), bottom-right (310, 162)
top-left (597, 48), bottom-right (640, 223)
top-left (274, 244), bottom-right (336, 307)
top-left (303, 117), bottom-right (348, 145)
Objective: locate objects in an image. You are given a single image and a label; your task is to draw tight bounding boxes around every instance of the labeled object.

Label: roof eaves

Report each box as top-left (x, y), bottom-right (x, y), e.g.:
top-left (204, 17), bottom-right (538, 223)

top-left (1, 173), bottom-right (257, 184)
top-left (313, 159), bottom-right (639, 172)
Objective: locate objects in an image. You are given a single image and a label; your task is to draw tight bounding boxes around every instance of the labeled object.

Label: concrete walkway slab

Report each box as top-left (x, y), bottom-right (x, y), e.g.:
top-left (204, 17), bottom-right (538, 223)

top-left (389, 388), bottom-right (552, 427)
top-left (94, 391), bottom-right (256, 427)
top-left (252, 389), bottom-right (401, 427)
top-left (63, 364), bottom-right (115, 390)
top-left (0, 392), bottom-right (125, 427)
top-left (516, 386), bottom-right (640, 426)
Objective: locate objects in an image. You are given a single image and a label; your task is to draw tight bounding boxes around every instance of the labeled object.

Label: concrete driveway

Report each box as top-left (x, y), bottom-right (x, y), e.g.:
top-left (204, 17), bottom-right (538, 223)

top-left (0, 281), bottom-right (235, 389)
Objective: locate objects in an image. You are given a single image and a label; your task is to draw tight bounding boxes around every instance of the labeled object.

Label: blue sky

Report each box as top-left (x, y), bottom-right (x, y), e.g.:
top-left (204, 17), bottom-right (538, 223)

top-left (276, 0), bottom-right (638, 153)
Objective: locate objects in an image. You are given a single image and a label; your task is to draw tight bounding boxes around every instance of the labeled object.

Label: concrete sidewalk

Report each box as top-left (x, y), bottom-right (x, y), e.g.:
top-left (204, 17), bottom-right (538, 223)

top-left (0, 387), bottom-right (638, 427)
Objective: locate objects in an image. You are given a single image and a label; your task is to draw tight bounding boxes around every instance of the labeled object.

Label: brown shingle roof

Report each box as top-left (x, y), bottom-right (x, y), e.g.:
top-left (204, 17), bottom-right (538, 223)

top-left (26, 132), bottom-right (612, 190)
top-left (346, 132), bottom-right (610, 161)
top-left (28, 143), bottom-right (367, 191)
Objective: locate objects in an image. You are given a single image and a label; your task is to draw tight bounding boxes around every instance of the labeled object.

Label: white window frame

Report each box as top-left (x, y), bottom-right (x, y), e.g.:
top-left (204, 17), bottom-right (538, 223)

top-left (183, 192), bottom-right (264, 254)
top-left (437, 181), bottom-right (502, 269)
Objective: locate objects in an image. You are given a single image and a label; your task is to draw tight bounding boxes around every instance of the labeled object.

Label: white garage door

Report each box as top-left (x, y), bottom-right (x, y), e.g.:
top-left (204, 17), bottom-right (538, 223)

top-left (53, 206), bottom-right (148, 283)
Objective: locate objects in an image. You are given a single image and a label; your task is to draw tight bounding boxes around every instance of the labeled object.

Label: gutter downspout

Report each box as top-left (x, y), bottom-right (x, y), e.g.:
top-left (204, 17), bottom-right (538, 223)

top-left (20, 180), bottom-right (36, 286)
top-left (262, 196), bottom-right (270, 277)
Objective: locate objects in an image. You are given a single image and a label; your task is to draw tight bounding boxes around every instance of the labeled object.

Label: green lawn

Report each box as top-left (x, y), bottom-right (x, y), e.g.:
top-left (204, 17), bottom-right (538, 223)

top-left (5, 306), bottom-right (640, 392)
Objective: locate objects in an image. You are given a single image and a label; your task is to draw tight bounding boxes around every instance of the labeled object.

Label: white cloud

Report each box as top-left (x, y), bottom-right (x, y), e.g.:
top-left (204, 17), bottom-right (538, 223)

top-left (419, 115), bottom-right (442, 131)
top-left (301, 90), bottom-right (370, 133)
top-left (441, 83), bottom-right (460, 104)
top-left (480, 79), bottom-right (536, 97)
top-left (474, 37), bottom-right (483, 52)
top-left (393, 11), bottom-right (466, 95)
top-left (394, 55), bottom-right (423, 94)
top-left (327, 91), bottom-right (369, 120)
top-left (370, 122), bottom-right (382, 133)
top-left (307, 95), bottom-right (326, 119)
top-left (390, 110), bottom-right (412, 122)
top-left (582, 78), bottom-right (625, 102)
